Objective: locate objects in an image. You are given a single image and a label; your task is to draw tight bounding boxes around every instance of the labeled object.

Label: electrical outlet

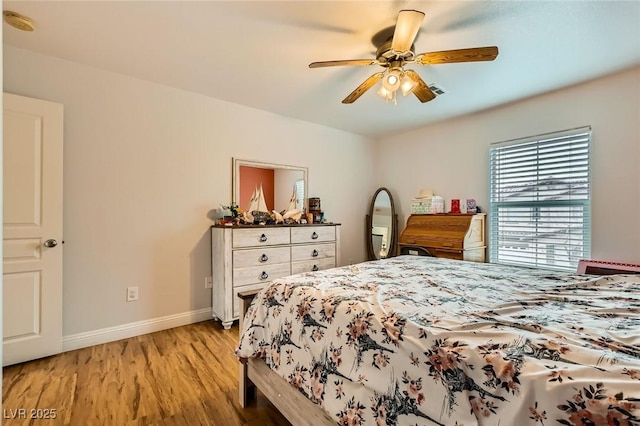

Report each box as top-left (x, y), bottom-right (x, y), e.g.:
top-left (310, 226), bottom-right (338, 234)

top-left (205, 276), bottom-right (213, 289)
top-left (126, 286), bottom-right (139, 302)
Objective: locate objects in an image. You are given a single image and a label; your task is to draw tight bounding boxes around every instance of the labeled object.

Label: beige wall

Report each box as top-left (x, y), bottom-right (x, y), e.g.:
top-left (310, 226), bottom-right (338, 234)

top-left (3, 46), bottom-right (375, 336)
top-left (4, 43), bottom-right (638, 341)
top-left (377, 66), bottom-right (640, 264)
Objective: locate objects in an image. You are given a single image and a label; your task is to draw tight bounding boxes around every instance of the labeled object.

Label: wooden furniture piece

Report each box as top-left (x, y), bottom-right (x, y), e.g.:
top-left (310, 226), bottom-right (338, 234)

top-left (398, 213), bottom-right (486, 262)
top-left (235, 257), bottom-right (640, 425)
top-left (211, 223), bottom-right (341, 329)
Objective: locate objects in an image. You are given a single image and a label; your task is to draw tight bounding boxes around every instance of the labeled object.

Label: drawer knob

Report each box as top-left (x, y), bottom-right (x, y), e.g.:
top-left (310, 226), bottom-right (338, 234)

top-left (260, 234), bottom-right (268, 242)
top-left (260, 253), bottom-right (269, 262)
top-left (312, 249), bottom-right (319, 257)
top-left (311, 232), bottom-right (318, 240)
top-left (260, 271), bottom-right (269, 280)
top-left (312, 264), bottom-right (319, 271)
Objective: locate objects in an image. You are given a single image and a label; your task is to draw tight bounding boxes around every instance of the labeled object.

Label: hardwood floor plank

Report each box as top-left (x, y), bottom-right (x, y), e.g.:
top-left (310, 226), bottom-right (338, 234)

top-left (2, 321), bottom-right (291, 426)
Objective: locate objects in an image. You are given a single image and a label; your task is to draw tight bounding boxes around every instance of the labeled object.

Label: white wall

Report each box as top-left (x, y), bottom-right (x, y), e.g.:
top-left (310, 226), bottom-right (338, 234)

top-left (5, 42), bottom-right (637, 344)
top-left (377, 66), bottom-right (640, 264)
top-left (3, 46), bottom-right (376, 336)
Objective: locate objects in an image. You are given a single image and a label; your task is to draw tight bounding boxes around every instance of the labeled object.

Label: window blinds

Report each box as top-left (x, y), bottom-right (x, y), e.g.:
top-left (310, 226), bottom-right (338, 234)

top-left (489, 127), bottom-right (591, 271)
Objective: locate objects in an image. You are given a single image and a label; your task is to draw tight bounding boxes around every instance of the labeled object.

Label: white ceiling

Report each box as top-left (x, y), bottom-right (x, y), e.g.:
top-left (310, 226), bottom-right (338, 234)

top-left (4, 1), bottom-right (640, 139)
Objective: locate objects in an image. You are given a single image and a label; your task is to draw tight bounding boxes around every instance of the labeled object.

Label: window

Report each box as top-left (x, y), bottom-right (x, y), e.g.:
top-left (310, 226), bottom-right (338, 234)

top-left (489, 127), bottom-right (591, 271)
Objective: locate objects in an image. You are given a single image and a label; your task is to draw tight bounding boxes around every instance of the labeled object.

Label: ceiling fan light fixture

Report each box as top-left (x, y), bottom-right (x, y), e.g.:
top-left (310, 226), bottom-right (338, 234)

top-left (400, 73), bottom-right (417, 96)
top-left (377, 85), bottom-right (390, 98)
top-left (376, 84), bottom-right (398, 105)
top-left (382, 68), bottom-right (402, 92)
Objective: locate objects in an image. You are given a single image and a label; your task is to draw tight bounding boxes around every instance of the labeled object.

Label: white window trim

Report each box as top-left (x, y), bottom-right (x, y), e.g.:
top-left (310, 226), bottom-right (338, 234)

top-left (489, 126), bottom-right (592, 271)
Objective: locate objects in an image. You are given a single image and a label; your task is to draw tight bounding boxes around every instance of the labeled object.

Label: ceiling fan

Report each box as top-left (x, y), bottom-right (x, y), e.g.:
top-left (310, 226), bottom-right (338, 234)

top-left (309, 10), bottom-right (499, 105)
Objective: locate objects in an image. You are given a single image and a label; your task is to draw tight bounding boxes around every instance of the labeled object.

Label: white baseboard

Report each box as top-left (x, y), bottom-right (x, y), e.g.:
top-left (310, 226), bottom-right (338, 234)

top-left (62, 308), bottom-right (213, 352)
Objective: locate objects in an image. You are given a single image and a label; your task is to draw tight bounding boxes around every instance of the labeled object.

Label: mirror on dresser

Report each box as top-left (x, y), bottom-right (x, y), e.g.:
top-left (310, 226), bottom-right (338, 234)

top-left (233, 158), bottom-right (308, 213)
top-left (366, 187), bottom-right (398, 260)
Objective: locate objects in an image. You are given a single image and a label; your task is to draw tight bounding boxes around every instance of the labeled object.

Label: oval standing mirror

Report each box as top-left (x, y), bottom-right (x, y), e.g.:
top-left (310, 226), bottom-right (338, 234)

top-left (366, 187), bottom-right (398, 260)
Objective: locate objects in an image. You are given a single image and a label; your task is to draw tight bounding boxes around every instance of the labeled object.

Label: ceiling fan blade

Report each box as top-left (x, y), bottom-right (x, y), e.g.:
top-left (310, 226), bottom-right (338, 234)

top-left (309, 59), bottom-right (379, 68)
top-left (416, 46), bottom-right (499, 65)
top-left (342, 73), bottom-right (384, 104)
top-left (391, 10), bottom-right (425, 53)
top-left (404, 70), bottom-right (436, 103)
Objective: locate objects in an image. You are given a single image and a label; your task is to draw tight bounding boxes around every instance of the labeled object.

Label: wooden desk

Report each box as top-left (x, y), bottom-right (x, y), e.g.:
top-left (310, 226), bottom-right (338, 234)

top-left (398, 213), bottom-right (486, 262)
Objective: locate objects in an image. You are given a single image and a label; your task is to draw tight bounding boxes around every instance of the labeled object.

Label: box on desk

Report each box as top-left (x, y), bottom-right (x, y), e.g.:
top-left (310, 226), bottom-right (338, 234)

top-left (410, 196), bottom-right (444, 214)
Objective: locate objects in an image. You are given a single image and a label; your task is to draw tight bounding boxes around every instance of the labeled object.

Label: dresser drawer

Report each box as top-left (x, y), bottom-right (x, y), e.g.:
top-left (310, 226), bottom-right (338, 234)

top-left (233, 228), bottom-right (290, 248)
top-left (291, 257), bottom-right (336, 275)
top-left (291, 226), bottom-right (335, 244)
top-left (233, 247), bottom-right (291, 268)
top-left (291, 243), bottom-right (336, 262)
top-left (233, 263), bottom-right (291, 287)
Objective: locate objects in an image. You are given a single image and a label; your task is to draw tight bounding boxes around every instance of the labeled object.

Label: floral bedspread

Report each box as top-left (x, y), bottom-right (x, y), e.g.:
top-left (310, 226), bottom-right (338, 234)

top-left (235, 256), bottom-right (640, 425)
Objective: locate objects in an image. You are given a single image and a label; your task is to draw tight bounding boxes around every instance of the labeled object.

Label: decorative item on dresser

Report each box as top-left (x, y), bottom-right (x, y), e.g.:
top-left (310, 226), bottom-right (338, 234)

top-left (211, 223), bottom-right (341, 329)
top-left (398, 213), bottom-right (486, 261)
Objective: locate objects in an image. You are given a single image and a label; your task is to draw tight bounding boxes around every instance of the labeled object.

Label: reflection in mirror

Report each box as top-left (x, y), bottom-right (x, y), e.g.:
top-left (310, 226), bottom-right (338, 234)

top-left (366, 187), bottom-right (398, 260)
top-left (233, 159), bottom-right (307, 213)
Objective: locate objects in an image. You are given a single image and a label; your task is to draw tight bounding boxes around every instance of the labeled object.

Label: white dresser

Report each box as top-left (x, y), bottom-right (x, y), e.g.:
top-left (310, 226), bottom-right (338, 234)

top-left (211, 224), bottom-right (341, 329)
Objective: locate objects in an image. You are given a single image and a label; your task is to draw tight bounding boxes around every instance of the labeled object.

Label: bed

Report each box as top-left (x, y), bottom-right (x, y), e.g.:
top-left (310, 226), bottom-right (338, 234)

top-left (235, 256), bottom-right (640, 425)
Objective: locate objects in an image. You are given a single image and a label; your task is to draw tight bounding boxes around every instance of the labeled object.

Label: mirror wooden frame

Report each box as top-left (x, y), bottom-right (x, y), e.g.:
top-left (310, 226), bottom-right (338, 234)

top-left (233, 158), bottom-right (308, 212)
top-left (366, 187), bottom-right (398, 261)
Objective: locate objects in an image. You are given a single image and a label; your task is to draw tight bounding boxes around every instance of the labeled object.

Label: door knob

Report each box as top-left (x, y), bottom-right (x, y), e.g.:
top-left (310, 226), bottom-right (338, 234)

top-left (43, 239), bottom-right (58, 248)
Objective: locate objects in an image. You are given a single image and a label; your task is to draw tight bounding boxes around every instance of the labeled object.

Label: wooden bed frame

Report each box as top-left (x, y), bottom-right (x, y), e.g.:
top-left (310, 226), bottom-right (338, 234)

top-left (237, 290), bottom-right (335, 426)
top-left (237, 260), bottom-right (640, 425)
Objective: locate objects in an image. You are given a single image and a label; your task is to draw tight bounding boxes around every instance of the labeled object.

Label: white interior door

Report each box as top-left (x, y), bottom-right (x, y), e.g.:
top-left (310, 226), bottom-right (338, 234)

top-left (3, 93), bottom-right (63, 366)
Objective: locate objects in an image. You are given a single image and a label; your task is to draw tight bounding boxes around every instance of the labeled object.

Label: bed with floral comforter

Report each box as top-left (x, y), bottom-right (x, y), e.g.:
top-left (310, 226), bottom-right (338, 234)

top-left (235, 256), bottom-right (640, 425)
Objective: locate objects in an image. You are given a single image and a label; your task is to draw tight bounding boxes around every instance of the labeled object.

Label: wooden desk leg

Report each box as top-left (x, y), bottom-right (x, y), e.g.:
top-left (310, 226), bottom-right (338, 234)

top-left (238, 290), bottom-right (259, 407)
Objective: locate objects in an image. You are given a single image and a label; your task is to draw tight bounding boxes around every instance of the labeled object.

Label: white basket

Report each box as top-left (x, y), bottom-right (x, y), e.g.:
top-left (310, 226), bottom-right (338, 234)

top-left (411, 196), bottom-right (444, 214)
top-left (411, 198), bottom-right (433, 214)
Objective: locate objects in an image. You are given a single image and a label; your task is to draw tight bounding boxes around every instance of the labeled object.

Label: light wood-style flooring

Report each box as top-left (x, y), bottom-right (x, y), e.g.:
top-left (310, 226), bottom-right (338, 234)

top-left (2, 321), bottom-right (289, 425)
